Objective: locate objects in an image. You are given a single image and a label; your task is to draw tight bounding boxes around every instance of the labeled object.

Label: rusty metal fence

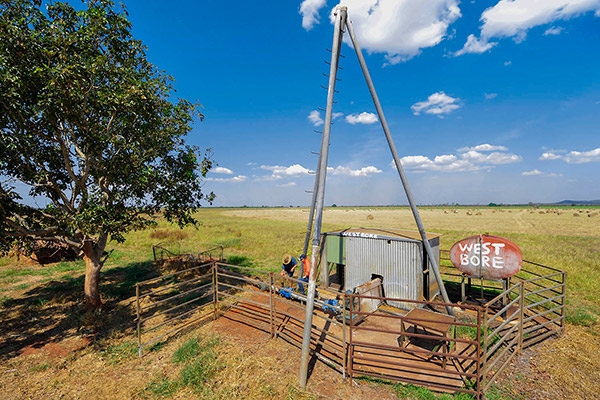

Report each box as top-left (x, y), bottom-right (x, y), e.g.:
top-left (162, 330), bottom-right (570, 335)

top-left (135, 262), bottom-right (215, 356)
top-left (133, 259), bottom-right (565, 399)
top-left (346, 294), bottom-right (483, 396)
top-left (152, 242), bottom-right (224, 263)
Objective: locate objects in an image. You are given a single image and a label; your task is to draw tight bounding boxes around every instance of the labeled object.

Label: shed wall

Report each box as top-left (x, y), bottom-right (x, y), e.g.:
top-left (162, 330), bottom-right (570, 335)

top-left (345, 237), bottom-right (422, 309)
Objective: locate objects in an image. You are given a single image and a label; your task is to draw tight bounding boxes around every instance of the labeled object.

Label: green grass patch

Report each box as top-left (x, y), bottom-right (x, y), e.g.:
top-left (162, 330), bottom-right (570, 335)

top-left (102, 341), bottom-right (138, 365)
top-left (566, 307), bottom-right (599, 327)
top-left (145, 336), bottom-right (222, 398)
top-left (394, 382), bottom-right (474, 399)
top-left (30, 363), bottom-right (51, 372)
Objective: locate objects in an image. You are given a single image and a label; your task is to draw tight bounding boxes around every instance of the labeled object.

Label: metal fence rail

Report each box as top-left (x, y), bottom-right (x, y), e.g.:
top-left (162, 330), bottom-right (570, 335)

top-left (132, 257), bottom-right (566, 399)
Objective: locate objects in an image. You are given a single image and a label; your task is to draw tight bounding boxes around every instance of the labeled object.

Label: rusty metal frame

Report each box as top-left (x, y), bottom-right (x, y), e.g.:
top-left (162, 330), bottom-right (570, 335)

top-left (132, 257), bottom-right (565, 399)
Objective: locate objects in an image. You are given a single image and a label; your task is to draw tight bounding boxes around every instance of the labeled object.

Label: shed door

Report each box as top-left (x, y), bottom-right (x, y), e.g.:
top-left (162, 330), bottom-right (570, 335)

top-left (345, 237), bottom-right (422, 310)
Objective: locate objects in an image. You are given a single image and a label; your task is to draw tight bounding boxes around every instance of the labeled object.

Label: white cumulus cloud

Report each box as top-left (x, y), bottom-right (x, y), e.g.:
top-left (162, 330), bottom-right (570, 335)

top-left (411, 92), bottom-right (461, 116)
top-left (260, 164), bottom-right (314, 180)
top-left (458, 144), bottom-right (508, 152)
top-left (327, 165), bottom-right (382, 176)
top-left (461, 150), bottom-right (522, 164)
top-left (540, 147), bottom-right (600, 163)
top-left (299, 0), bottom-right (327, 31)
top-left (484, 93), bottom-right (498, 100)
top-left (212, 166), bottom-right (234, 174)
top-left (544, 26), bottom-right (564, 35)
top-left (345, 112), bottom-right (378, 125)
top-left (330, 0), bottom-right (461, 64)
top-left (308, 110), bottom-right (324, 126)
top-left (456, 0), bottom-right (600, 55)
top-left (522, 169), bottom-right (543, 176)
top-left (206, 175), bottom-right (247, 183)
top-left (453, 34), bottom-right (497, 56)
top-left (393, 145), bottom-right (521, 172)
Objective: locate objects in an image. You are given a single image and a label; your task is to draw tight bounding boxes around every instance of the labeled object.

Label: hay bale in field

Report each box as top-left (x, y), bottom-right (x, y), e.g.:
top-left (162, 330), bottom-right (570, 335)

top-left (539, 211), bottom-right (545, 214)
top-left (453, 209), bottom-right (458, 214)
top-left (476, 212), bottom-right (482, 216)
top-left (367, 214), bottom-right (374, 220)
top-left (573, 213), bottom-right (580, 217)
top-left (588, 212), bottom-right (597, 217)
top-left (466, 210), bottom-right (473, 216)
top-left (444, 210), bottom-right (449, 214)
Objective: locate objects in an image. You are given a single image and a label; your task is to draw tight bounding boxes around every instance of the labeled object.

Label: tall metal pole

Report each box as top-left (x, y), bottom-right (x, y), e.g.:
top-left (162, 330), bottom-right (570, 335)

top-left (345, 18), bottom-right (453, 315)
top-left (302, 161), bottom-right (320, 256)
top-left (298, 6), bottom-right (346, 389)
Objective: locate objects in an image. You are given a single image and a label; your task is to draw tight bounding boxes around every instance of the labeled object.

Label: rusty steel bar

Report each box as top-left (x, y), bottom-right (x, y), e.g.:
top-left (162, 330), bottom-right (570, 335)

top-left (352, 353), bottom-right (478, 378)
top-left (350, 340), bottom-right (479, 362)
top-left (140, 290), bottom-right (214, 325)
top-left (136, 283), bottom-right (142, 357)
top-left (214, 265), bottom-right (220, 319)
top-left (522, 259), bottom-right (563, 273)
top-left (141, 280), bottom-right (213, 312)
top-left (345, 15), bottom-right (453, 316)
top-left (216, 271), bottom-right (269, 287)
top-left (487, 323), bottom-right (520, 358)
top-left (523, 315), bottom-right (563, 335)
top-left (141, 311), bottom-right (214, 349)
top-left (486, 331), bottom-right (520, 367)
top-left (138, 261), bottom-right (211, 287)
top-left (523, 329), bottom-right (560, 347)
top-left (525, 293), bottom-right (565, 310)
top-left (352, 370), bottom-right (478, 395)
top-left (523, 304), bottom-right (564, 323)
top-left (353, 325), bottom-right (478, 345)
top-left (350, 310), bottom-right (480, 327)
top-left (346, 292), bottom-right (481, 310)
top-left (486, 310), bottom-right (520, 341)
top-left (560, 272), bottom-right (567, 333)
top-left (476, 307), bottom-right (482, 399)
top-left (143, 302), bottom-right (213, 335)
top-left (484, 285), bottom-right (520, 309)
top-left (342, 294), bottom-right (347, 380)
top-left (217, 281), bottom-right (271, 297)
top-left (269, 272), bottom-right (274, 338)
top-left (299, 7), bottom-right (346, 389)
top-left (348, 292), bottom-right (354, 383)
top-left (482, 304), bottom-right (489, 391)
top-left (484, 337), bottom-right (520, 391)
top-left (518, 282), bottom-right (524, 354)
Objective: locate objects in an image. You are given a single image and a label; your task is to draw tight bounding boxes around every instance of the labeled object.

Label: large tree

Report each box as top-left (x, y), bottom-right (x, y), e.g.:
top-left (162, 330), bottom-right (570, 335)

top-left (0, 0), bottom-right (214, 308)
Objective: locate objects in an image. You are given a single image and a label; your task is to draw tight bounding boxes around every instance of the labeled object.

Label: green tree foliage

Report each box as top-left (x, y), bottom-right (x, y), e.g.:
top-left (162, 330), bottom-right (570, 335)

top-left (0, 0), bottom-right (214, 308)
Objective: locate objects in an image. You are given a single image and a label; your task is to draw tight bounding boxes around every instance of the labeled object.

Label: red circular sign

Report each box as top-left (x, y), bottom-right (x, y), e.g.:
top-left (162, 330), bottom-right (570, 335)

top-left (449, 234), bottom-right (522, 280)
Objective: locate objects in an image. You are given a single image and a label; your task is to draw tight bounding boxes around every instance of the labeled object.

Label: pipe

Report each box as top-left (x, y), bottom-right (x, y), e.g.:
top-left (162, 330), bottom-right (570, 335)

top-left (299, 5), bottom-right (346, 389)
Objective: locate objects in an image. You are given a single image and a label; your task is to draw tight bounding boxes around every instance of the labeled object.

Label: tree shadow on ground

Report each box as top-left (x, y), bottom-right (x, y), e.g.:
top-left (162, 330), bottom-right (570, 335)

top-left (0, 261), bottom-right (161, 360)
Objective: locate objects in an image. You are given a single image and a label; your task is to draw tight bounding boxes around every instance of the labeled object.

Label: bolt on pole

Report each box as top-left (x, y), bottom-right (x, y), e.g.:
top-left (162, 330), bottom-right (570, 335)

top-left (298, 6), bottom-right (346, 389)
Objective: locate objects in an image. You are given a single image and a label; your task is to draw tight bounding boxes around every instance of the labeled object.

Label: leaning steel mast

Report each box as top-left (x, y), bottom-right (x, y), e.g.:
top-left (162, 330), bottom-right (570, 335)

top-left (299, 6), bottom-right (453, 389)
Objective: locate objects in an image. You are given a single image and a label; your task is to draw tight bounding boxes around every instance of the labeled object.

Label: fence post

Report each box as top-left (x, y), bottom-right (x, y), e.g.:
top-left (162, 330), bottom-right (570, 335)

top-left (269, 272), bottom-right (274, 338)
top-left (348, 294), bottom-right (354, 383)
top-left (136, 283), bottom-right (142, 357)
top-left (518, 282), bottom-right (524, 353)
top-left (481, 304), bottom-right (488, 395)
top-left (476, 307), bottom-right (482, 399)
top-left (213, 263), bottom-right (219, 320)
top-left (342, 293), bottom-right (347, 381)
top-left (560, 272), bottom-right (567, 335)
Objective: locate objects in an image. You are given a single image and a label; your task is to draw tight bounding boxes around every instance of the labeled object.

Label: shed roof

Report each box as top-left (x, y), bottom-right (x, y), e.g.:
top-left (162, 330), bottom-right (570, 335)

top-left (324, 227), bottom-right (441, 242)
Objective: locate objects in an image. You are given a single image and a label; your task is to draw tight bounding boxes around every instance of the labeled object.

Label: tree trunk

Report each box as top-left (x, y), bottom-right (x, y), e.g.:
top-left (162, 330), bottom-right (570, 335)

top-left (82, 236), bottom-right (106, 310)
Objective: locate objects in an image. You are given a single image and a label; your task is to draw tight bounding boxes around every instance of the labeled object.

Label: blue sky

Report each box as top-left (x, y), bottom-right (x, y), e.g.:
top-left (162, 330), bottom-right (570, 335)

top-left (121, 0), bottom-right (600, 206)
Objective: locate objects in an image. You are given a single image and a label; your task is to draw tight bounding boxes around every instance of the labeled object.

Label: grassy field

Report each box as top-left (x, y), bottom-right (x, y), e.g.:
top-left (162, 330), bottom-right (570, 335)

top-left (0, 206), bottom-right (599, 399)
